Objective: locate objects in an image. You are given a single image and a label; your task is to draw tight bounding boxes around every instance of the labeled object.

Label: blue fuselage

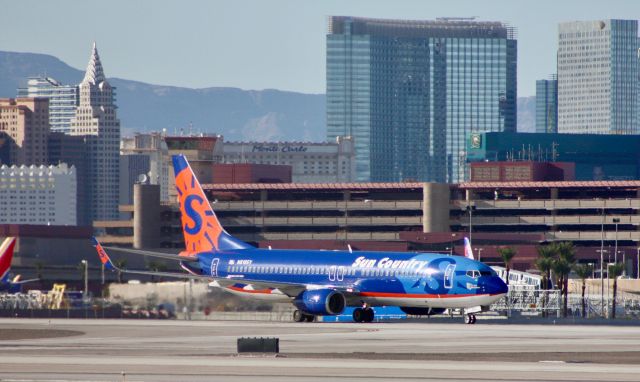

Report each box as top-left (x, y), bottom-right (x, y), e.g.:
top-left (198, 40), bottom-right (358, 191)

top-left (193, 248), bottom-right (508, 308)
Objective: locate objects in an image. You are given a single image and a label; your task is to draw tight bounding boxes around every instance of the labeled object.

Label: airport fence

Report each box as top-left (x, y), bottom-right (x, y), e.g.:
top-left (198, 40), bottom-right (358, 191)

top-left (491, 286), bottom-right (640, 319)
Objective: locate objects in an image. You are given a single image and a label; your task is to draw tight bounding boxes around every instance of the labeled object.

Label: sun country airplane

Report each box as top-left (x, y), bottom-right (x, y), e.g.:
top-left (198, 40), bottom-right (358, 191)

top-left (0, 237), bottom-right (39, 293)
top-left (94, 154), bottom-right (508, 324)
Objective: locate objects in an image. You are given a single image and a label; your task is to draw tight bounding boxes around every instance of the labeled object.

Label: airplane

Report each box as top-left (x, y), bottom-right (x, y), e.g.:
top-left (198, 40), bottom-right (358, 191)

top-left (0, 237), bottom-right (39, 294)
top-left (94, 154), bottom-right (508, 324)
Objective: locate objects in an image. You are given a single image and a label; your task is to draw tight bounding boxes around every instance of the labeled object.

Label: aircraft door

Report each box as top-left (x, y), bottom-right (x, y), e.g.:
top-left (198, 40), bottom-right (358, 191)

top-left (444, 264), bottom-right (456, 289)
top-left (210, 258), bottom-right (220, 277)
top-left (328, 265), bottom-right (336, 281)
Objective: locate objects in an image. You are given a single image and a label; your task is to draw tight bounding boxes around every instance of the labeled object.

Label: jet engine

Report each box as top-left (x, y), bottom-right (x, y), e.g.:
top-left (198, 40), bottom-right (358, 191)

top-left (400, 307), bottom-right (446, 316)
top-left (293, 289), bottom-right (346, 315)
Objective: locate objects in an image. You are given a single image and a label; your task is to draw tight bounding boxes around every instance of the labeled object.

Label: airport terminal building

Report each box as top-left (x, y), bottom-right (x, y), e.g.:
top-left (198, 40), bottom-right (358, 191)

top-left (96, 178), bottom-right (640, 276)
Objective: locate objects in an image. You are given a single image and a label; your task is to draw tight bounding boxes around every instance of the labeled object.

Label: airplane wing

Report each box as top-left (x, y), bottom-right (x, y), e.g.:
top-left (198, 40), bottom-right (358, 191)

top-left (12, 277), bottom-right (40, 285)
top-left (100, 245), bottom-right (198, 262)
top-left (93, 238), bottom-right (212, 281)
top-left (93, 238), bottom-right (358, 299)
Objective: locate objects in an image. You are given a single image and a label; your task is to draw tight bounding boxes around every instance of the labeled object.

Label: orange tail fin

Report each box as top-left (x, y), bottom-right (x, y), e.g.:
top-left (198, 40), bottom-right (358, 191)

top-left (172, 154), bottom-right (252, 254)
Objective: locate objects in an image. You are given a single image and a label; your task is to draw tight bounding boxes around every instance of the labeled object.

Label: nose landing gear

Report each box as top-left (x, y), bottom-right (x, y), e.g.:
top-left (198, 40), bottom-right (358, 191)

top-left (464, 313), bottom-right (477, 324)
top-left (353, 303), bottom-right (375, 323)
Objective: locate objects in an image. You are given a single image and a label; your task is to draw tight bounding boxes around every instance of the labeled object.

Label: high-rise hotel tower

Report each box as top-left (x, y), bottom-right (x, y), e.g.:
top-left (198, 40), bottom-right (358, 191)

top-left (69, 43), bottom-right (120, 222)
top-left (558, 20), bottom-right (639, 134)
top-left (327, 16), bottom-right (517, 183)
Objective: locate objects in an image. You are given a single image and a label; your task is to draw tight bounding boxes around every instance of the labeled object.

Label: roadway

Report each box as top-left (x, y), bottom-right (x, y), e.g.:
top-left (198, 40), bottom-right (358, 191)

top-left (1, 318), bottom-right (640, 381)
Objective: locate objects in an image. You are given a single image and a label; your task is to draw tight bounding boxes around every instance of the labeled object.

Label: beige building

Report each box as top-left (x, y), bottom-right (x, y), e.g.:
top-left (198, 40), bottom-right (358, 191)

top-left (69, 43), bottom-right (121, 222)
top-left (222, 136), bottom-right (356, 183)
top-left (0, 97), bottom-right (49, 166)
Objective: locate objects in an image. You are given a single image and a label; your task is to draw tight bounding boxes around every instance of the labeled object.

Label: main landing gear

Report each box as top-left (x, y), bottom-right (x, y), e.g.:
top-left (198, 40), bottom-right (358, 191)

top-left (293, 310), bottom-right (315, 322)
top-left (353, 305), bottom-right (374, 323)
top-left (464, 313), bottom-right (477, 324)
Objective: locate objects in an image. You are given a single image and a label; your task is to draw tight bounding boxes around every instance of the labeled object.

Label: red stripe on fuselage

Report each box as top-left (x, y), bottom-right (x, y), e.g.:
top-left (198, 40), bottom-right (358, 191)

top-left (227, 286), bottom-right (273, 294)
top-left (358, 292), bottom-right (497, 299)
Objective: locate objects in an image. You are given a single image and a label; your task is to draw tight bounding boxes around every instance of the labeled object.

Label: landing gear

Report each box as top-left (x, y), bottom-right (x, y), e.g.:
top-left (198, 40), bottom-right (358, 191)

top-left (353, 307), bottom-right (375, 323)
top-left (464, 313), bottom-right (477, 324)
top-left (293, 310), bottom-right (315, 323)
top-left (293, 309), bottom-right (305, 322)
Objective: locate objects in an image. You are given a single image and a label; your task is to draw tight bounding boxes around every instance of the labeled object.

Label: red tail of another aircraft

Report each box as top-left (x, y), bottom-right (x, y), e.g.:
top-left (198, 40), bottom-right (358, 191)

top-left (0, 237), bottom-right (17, 280)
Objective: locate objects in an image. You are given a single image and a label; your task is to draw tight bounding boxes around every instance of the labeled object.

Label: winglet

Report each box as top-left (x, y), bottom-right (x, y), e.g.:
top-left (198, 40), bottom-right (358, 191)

top-left (92, 237), bottom-right (115, 270)
top-left (463, 237), bottom-right (474, 260)
top-left (0, 237), bottom-right (17, 280)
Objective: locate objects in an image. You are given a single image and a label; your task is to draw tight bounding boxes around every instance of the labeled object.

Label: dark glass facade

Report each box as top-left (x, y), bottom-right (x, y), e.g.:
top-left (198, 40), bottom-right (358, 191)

top-left (467, 131), bottom-right (640, 180)
top-left (535, 77), bottom-right (558, 134)
top-left (327, 16), bottom-right (517, 183)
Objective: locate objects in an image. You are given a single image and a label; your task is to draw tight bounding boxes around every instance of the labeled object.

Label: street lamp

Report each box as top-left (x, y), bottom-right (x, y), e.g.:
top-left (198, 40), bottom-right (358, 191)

top-left (466, 203), bottom-right (476, 248)
top-left (450, 233), bottom-right (456, 256)
top-left (618, 250), bottom-right (626, 276)
top-left (80, 260), bottom-right (88, 299)
top-left (613, 218), bottom-right (620, 263)
top-left (596, 248), bottom-right (608, 317)
top-left (636, 247), bottom-right (640, 279)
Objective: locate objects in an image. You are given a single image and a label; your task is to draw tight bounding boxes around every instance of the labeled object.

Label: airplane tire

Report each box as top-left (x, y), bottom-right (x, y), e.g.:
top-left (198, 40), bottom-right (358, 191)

top-left (293, 309), bottom-right (306, 322)
top-left (363, 308), bottom-right (375, 323)
top-left (304, 314), bottom-right (315, 322)
top-left (353, 308), bottom-right (364, 323)
top-left (465, 314), bottom-right (476, 324)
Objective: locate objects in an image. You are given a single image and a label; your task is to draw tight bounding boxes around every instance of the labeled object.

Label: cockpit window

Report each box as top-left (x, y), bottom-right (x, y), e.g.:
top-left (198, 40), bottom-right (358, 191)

top-left (480, 271), bottom-right (493, 277)
top-left (466, 270), bottom-right (481, 278)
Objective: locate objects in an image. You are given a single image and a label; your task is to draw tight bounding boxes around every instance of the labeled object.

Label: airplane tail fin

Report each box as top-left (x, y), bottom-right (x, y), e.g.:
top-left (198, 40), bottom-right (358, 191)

top-left (464, 237), bottom-right (474, 260)
top-left (0, 237), bottom-right (17, 280)
top-left (92, 237), bottom-right (115, 270)
top-left (172, 154), bottom-right (252, 254)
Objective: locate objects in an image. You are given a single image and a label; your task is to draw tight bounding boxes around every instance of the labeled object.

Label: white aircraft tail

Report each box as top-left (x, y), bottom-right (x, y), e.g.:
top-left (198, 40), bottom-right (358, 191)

top-left (463, 237), bottom-right (474, 260)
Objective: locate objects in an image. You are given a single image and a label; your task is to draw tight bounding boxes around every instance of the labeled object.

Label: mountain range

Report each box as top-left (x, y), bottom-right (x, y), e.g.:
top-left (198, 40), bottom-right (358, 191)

top-left (0, 50), bottom-right (536, 139)
top-left (0, 51), bottom-right (326, 141)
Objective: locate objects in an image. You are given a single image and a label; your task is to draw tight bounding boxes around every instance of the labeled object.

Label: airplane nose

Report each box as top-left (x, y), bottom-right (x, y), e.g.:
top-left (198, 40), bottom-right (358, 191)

top-left (491, 276), bottom-right (509, 295)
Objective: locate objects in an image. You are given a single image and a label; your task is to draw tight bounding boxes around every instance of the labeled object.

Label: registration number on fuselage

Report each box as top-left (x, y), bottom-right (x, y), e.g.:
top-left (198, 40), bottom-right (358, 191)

top-left (230, 259), bottom-right (253, 265)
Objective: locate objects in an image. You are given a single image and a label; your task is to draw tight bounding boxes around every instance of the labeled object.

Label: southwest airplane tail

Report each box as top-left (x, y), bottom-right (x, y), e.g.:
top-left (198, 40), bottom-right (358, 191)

top-left (0, 237), bottom-right (38, 293)
top-left (95, 154), bottom-right (508, 324)
top-left (0, 237), bottom-right (17, 281)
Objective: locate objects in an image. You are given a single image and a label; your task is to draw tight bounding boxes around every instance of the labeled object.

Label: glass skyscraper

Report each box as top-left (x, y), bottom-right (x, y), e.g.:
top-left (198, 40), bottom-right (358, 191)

top-left (327, 16), bottom-right (517, 183)
top-left (536, 76), bottom-right (558, 133)
top-left (17, 77), bottom-right (79, 133)
top-left (558, 20), bottom-right (639, 134)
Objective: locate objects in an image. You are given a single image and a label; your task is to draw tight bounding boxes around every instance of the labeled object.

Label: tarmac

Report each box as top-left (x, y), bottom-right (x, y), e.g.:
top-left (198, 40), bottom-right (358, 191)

top-left (1, 318), bottom-right (640, 381)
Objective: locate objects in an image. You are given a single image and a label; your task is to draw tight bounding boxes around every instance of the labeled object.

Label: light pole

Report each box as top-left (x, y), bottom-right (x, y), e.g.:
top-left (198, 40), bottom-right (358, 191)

top-left (613, 218), bottom-right (620, 263)
top-left (450, 233), bottom-right (456, 256)
top-left (596, 248), bottom-right (608, 316)
top-left (474, 248), bottom-right (484, 262)
top-left (81, 260), bottom-right (88, 299)
top-left (467, 203), bottom-right (476, 248)
top-left (637, 247), bottom-right (640, 279)
top-left (599, 207), bottom-right (605, 315)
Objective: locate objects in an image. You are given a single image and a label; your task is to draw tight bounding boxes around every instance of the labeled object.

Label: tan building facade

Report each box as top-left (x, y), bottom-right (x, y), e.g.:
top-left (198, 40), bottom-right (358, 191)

top-left (0, 97), bottom-right (49, 166)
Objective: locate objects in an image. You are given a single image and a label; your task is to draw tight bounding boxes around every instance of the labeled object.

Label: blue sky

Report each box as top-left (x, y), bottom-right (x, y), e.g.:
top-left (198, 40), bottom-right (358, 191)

top-left (1, 0), bottom-right (638, 96)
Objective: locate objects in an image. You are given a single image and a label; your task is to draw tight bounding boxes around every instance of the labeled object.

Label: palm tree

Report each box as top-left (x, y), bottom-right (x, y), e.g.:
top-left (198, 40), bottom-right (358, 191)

top-left (573, 264), bottom-right (593, 318)
top-left (535, 245), bottom-right (555, 316)
top-left (553, 242), bottom-right (576, 317)
top-left (497, 247), bottom-right (517, 285)
top-left (608, 263), bottom-right (625, 319)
